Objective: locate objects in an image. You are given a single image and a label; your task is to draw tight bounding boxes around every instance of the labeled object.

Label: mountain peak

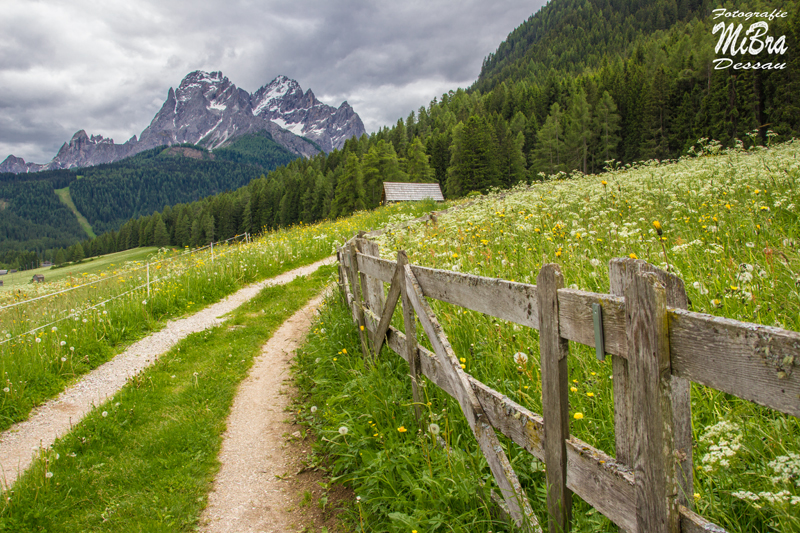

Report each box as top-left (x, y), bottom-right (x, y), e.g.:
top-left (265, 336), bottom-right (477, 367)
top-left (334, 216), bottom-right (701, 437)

top-left (71, 130), bottom-right (89, 142)
top-left (1, 70), bottom-right (366, 173)
top-left (181, 70), bottom-right (226, 85)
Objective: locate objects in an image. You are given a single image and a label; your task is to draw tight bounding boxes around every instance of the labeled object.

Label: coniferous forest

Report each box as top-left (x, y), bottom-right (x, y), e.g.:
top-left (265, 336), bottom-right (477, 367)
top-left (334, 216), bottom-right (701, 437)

top-left (1, 0), bottom-right (798, 269)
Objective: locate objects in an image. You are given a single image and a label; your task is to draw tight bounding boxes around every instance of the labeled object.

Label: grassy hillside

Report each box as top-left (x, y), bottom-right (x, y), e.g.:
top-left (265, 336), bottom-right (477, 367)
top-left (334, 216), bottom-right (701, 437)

top-left (0, 247), bottom-right (158, 292)
top-left (213, 130), bottom-right (300, 169)
top-left (296, 140), bottom-right (800, 532)
top-left (54, 186), bottom-right (96, 238)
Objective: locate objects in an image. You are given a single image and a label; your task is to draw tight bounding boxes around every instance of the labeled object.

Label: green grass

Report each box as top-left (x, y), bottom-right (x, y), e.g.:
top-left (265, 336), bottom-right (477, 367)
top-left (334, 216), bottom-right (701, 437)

top-left (0, 200), bottom-right (438, 434)
top-left (54, 187), bottom-right (96, 239)
top-left (297, 141), bottom-right (800, 532)
top-left (0, 265), bottom-right (335, 532)
top-left (0, 247), bottom-right (158, 292)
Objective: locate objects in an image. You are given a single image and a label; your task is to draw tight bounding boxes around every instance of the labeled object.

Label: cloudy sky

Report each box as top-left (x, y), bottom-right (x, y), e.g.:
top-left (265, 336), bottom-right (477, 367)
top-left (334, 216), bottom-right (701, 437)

top-left (1, 0), bottom-right (546, 163)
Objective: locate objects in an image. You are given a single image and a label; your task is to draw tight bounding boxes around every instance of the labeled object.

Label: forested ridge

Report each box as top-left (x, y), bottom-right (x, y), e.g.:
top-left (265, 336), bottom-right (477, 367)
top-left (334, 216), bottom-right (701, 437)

top-left (3, 0), bottom-right (798, 269)
top-left (0, 134), bottom-right (297, 268)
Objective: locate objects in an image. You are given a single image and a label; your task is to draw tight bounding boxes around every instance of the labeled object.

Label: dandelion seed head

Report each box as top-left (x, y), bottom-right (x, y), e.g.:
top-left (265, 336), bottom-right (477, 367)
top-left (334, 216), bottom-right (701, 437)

top-left (338, 426), bottom-right (348, 436)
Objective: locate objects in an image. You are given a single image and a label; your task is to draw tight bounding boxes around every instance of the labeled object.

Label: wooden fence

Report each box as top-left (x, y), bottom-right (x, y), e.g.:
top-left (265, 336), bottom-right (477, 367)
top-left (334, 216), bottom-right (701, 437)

top-left (335, 233), bottom-right (800, 533)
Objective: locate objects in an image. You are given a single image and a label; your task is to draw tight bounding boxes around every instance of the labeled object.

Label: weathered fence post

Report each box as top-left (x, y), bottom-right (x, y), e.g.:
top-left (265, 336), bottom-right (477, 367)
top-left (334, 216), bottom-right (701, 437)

top-left (359, 239), bottom-right (385, 334)
top-left (609, 260), bottom-right (635, 477)
top-left (346, 240), bottom-right (370, 358)
top-left (626, 270), bottom-right (679, 533)
top-left (610, 259), bottom-right (694, 512)
top-left (397, 251), bottom-right (423, 424)
top-left (537, 263), bottom-right (572, 532)
top-left (639, 264), bottom-right (694, 510)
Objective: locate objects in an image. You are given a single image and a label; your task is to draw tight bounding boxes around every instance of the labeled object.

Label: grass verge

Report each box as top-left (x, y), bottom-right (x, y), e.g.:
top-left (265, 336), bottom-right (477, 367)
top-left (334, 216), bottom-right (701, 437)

top-left (294, 295), bottom-right (544, 533)
top-left (0, 264), bottom-right (335, 532)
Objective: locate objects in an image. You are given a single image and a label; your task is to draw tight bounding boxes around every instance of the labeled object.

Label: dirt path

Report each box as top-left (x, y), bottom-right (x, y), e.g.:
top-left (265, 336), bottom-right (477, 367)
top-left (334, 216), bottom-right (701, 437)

top-left (200, 291), bottom-right (342, 533)
top-left (0, 256), bottom-right (334, 489)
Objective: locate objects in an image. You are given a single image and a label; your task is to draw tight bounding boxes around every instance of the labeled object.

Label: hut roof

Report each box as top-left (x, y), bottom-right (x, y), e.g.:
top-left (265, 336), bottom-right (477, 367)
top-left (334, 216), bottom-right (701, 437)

top-left (382, 182), bottom-right (444, 202)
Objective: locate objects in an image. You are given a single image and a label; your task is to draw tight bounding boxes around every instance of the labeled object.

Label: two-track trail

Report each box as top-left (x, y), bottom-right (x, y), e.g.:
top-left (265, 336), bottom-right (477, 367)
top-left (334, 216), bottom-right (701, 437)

top-left (0, 256), bottom-right (334, 489)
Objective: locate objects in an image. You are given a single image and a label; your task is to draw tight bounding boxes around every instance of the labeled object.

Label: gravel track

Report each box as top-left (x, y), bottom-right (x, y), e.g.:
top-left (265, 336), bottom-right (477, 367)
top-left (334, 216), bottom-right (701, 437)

top-left (0, 256), bottom-right (334, 490)
top-left (200, 291), bottom-right (328, 533)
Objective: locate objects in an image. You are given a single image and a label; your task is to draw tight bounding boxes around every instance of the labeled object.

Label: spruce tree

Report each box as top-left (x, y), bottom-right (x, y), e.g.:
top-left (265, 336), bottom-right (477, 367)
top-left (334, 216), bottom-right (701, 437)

top-left (330, 154), bottom-right (366, 217)
top-left (534, 102), bottom-right (565, 175)
top-left (593, 91), bottom-right (621, 164)
top-left (153, 216), bottom-right (170, 247)
top-left (406, 138), bottom-right (435, 183)
top-left (565, 89), bottom-right (593, 173)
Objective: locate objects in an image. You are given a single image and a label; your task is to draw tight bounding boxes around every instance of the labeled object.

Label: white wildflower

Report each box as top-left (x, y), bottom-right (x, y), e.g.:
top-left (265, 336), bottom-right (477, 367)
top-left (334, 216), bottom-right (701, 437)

top-left (769, 452), bottom-right (800, 487)
top-left (700, 420), bottom-right (743, 473)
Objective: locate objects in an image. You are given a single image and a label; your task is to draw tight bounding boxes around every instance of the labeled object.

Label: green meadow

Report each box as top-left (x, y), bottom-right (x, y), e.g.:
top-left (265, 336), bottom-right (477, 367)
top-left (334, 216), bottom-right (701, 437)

top-left (295, 140), bottom-right (800, 532)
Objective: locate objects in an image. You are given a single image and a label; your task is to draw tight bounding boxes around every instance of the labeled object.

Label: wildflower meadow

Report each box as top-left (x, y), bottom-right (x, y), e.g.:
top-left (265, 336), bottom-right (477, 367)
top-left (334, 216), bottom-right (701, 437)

top-left (296, 139), bottom-right (800, 532)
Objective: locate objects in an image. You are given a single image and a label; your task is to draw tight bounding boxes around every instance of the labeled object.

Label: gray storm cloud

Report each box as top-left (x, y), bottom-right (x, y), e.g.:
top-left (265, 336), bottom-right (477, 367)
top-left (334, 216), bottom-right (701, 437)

top-left (0, 0), bottom-right (543, 163)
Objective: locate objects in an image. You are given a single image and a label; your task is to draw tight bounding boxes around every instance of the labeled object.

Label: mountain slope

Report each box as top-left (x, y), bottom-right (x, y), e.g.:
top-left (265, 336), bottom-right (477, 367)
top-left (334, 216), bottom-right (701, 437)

top-left (474, 0), bottom-right (713, 93)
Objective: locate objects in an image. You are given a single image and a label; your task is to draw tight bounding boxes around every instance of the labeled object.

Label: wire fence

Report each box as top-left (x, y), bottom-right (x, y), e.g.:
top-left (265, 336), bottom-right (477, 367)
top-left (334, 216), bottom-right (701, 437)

top-left (0, 235), bottom-right (247, 313)
top-left (0, 234), bottom-right (250, 346)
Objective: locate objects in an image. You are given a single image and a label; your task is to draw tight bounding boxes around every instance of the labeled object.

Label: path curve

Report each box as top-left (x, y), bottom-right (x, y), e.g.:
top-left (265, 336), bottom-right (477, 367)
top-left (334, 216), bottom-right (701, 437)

top-left (0, 256), bottom-right (334, 489)
top-left (200, 291), bottom-right (327, 533)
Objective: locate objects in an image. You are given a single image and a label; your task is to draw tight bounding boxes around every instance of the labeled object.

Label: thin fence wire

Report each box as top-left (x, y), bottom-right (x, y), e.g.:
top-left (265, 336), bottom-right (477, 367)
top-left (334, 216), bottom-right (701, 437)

top-left (0, 234), bottom-right (250, 346)
top-left (0, 234), bottom-right (247, 312)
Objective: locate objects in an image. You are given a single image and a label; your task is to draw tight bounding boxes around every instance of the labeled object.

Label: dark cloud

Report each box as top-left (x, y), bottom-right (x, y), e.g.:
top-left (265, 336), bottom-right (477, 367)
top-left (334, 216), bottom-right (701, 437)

top-left (1, 0), bottom-right (544, 163)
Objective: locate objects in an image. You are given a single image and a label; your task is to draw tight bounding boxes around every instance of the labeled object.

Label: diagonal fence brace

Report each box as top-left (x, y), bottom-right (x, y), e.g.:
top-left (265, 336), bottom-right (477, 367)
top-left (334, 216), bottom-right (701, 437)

top-left (371, 254), bottom-right (405, 358)
top-left (403, 262), bottom-right (540, 532)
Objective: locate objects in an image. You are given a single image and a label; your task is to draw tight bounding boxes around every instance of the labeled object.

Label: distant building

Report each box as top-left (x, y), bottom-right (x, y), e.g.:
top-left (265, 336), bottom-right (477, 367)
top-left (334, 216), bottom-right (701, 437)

top-left (32, 274), bottom-right (45, 283)
top-left (382, 182), bottom-right (444, 204)
top-left (41, 261), bottom-right (53, 268)
top-left (0, 270), bottom-right (7, 276)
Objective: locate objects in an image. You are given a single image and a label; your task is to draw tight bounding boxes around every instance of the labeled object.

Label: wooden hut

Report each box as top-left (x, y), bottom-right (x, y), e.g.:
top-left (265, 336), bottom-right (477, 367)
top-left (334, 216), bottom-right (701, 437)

top-left (381, 182), bottom-right (444, 204)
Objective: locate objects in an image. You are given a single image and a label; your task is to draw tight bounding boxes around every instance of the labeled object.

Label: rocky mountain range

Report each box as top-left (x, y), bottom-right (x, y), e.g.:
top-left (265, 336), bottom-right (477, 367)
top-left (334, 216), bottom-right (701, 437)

top-left (1, 71), bottom-right (366, 174)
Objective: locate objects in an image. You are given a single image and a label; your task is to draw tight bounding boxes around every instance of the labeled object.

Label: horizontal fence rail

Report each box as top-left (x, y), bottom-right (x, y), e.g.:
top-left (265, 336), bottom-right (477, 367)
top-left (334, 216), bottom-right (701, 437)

top-left (337, 234), bottom-right (799, 532)
top-left (350, 251), bottom-right (800, 419)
